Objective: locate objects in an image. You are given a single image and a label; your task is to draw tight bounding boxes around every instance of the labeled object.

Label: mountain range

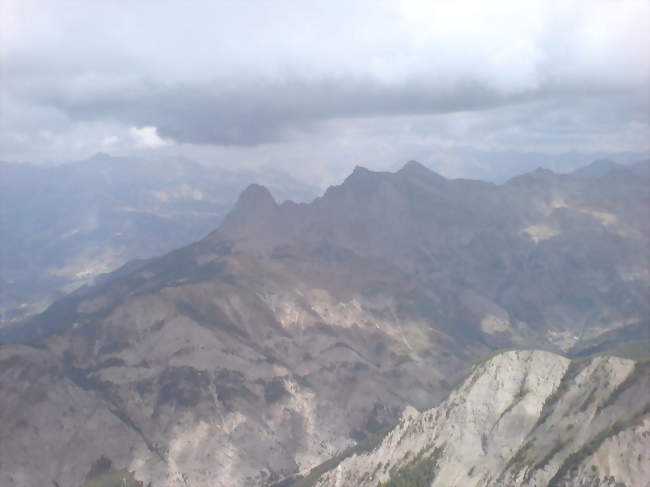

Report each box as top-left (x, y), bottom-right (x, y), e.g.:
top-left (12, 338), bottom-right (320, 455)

top-left (0, 153), bottom-right (317, 325)
top-left (0, 159), bottom-right (648, 487)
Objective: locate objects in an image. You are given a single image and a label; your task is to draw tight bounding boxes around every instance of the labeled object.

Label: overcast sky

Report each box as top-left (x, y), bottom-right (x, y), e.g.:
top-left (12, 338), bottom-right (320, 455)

top-left (1, 0), bottom-right (649, 184)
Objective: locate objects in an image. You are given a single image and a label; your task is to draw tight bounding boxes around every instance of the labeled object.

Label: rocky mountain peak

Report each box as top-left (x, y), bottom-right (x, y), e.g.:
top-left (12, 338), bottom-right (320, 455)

top-left (323, 165), bottom-right (385, 201)
top-left (397, 160), bottom-right (429, 175)
top-left (341, 165), bottom-right (375, 185)
top-left (236, 183), bottom-right (277, 209)
top-left (531, 166), bottom-right (556, 177)
top-left (352, 164), bottom-right (371, 174)
top-left (505, 166), bottom-right (559, 187)
top-left (397, 160), bottom-right (447, 185)
top-left (217, 183), bottom-right (281, 242)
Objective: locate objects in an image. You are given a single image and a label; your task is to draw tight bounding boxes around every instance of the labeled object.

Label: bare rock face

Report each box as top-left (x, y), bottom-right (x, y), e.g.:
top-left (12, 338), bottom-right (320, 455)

top-left (0, 345), bottom-right (155, 487)
top-left (0, 161), bottom-right (648, 487)
top-left (0, 246), bottom-right (461, 487)
top-left (313, 350), bottom-right (650, 487)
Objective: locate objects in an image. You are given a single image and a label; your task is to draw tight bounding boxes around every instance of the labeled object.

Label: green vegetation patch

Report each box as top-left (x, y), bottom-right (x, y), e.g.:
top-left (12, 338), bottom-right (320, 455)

top-left (605, 339), bottom-right (650, 361)
top-left (503, 438), bottom-right (536, 473)
top-left (536, 359), bottom-right (590, 427)
top-left (596, 360), bottom-right (650, 413)
top-left (532, 440), bottom-right (567, 472)
top-left (548, 402), bottom-right (650, 487)
top-left (82, 469), bottom-right (145, 487)
top-left (380, 446), bottom-right (445, 487)
top-left (571, 339), bottom-right (650, 362)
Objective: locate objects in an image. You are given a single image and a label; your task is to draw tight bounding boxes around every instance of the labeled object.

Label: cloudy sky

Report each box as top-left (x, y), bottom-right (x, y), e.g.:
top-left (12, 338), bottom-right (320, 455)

top-left (1, 0), bottom-right (649, 184)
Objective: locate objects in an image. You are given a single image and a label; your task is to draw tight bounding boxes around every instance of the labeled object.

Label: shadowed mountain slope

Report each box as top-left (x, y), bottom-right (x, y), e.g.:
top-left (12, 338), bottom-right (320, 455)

top-left (0, 160), bottom-right (648, 487)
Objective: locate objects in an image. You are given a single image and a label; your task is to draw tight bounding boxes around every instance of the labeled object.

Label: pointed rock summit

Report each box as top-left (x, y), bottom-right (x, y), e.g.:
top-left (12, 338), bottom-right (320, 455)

top-left (335, 165), bottom-right (381, 195)
top-left (399, 160), bottom-right (429, 173)
top-left (235, 183), bottom-right (277, 210)
top-left (398, 160), bottom-right (446, 182)
top-left (218, 183), bottom-right (282, 243)
top-left (506, 166), bottom-right (558, 186)
top-left (344, 165), bottom-right (373, 182)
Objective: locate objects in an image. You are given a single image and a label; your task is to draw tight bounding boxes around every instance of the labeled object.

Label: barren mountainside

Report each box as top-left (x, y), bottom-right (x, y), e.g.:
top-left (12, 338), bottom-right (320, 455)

top-left (0, 160), bottom-right (648, 487)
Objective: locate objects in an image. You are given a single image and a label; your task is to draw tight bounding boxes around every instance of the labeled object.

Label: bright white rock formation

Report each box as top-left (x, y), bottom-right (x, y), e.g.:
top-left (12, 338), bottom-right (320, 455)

top-left (314, 350), bottom-right (650, 487)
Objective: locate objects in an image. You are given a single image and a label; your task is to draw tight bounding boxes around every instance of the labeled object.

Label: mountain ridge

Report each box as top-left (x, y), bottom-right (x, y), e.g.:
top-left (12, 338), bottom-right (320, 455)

top-left (0, 154), bottom-right (318, 326)
top-left (0, 159), bottom-right (648, 487)
top-left (302, 349), bottom-right (650, 487)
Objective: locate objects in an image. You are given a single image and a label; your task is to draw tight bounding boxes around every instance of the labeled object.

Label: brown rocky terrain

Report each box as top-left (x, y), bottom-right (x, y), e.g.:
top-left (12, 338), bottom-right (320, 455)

top-left (0, 160), bottom-right (648, 486)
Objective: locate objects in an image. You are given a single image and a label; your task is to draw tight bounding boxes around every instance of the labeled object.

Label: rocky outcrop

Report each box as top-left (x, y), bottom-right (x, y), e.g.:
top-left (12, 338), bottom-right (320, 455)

top-left (312, 350), bottom-right (650, 487)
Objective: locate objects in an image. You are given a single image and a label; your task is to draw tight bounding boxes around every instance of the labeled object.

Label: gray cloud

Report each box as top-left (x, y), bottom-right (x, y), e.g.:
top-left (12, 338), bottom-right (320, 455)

top-left (1, 0), bottom-right (648, 175)
top-left (29, 76), bottom-right (533, 146)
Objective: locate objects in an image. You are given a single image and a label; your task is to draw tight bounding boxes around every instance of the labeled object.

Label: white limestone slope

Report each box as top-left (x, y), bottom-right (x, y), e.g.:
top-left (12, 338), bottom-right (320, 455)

top-left (315, 349), bottom-right (650, 487)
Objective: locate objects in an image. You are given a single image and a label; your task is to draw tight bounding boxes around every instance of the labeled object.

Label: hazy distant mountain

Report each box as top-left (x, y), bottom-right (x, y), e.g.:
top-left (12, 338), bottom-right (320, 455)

top-left (0, 160), bottom-right (648, 487)
top-left (420, 147), bottom-right (649, 182)
top-left (0, 153), bottom-right (317, 325)
top-left (569, 159), bottom-right (621, 179)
